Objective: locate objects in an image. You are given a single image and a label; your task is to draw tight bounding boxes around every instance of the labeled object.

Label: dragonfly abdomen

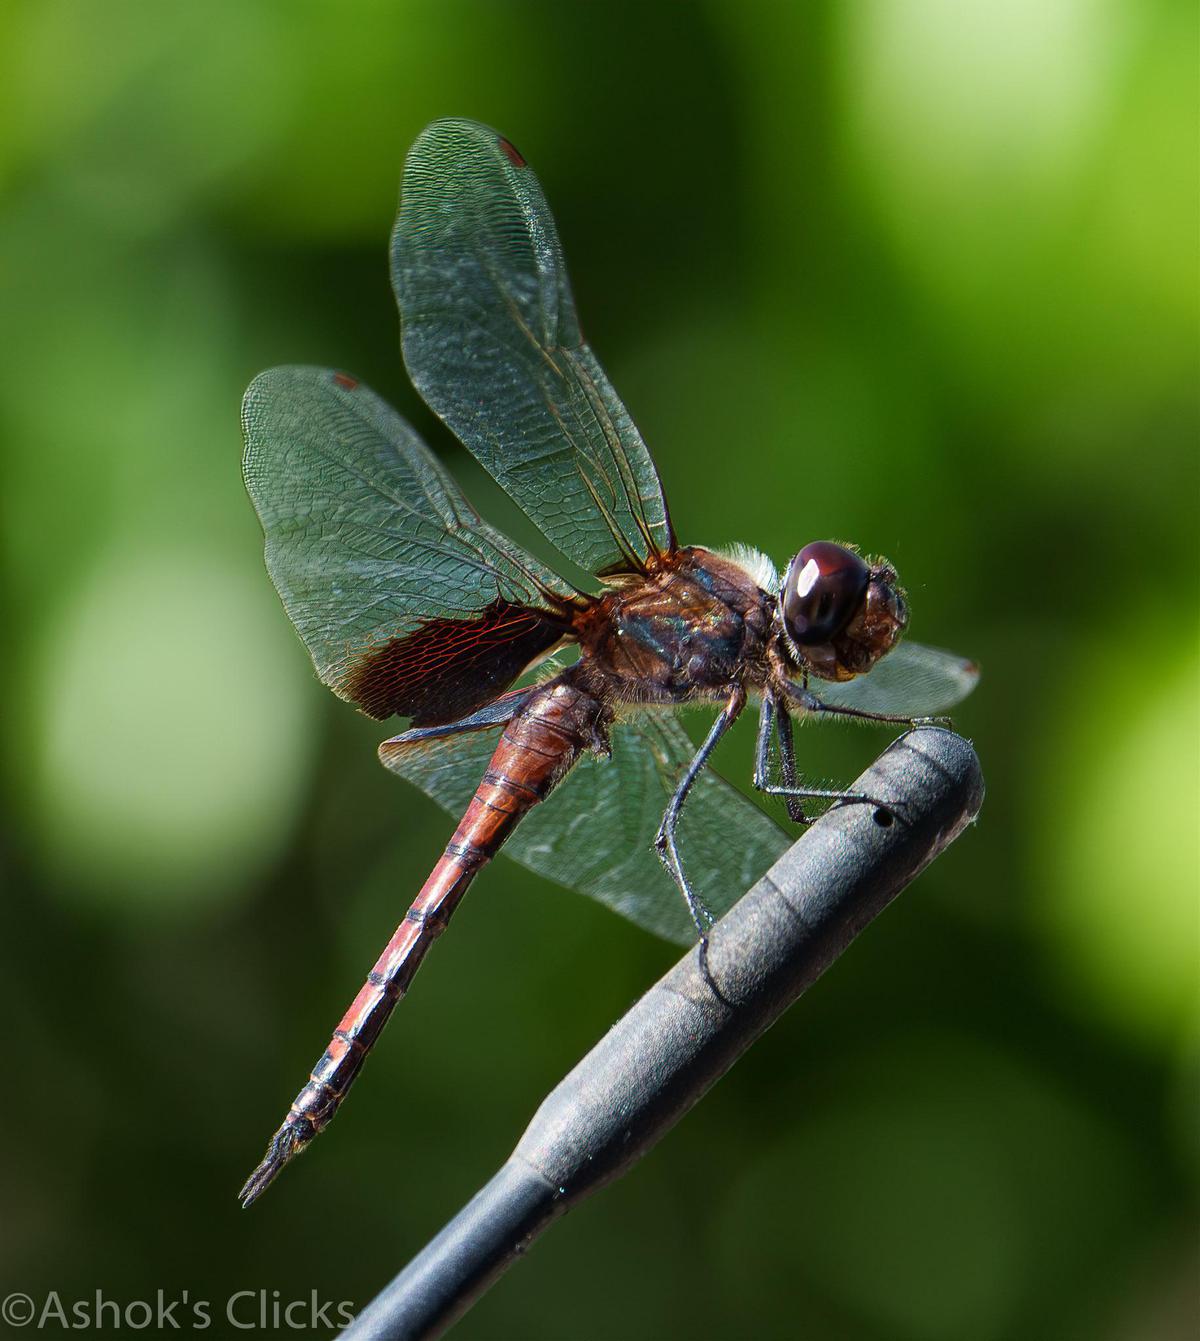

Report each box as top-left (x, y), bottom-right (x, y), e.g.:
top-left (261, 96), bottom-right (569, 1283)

top-left (238, 676), bottom-right (604, 1206)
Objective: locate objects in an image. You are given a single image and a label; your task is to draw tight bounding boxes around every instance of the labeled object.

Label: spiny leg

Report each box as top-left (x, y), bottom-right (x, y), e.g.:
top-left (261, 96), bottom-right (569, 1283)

top-left (754, 695), bottom-right (809, 821)
top-left (753, 692), bottom-right (889, 821)
top-left (779, 682), bottom-right (949, 820)
top-left (774, 698), bottom-right (807, 823)
top-left (780, 676), bottom-right (950, 731)
top-left (654, 686), bottom-right (747, 946)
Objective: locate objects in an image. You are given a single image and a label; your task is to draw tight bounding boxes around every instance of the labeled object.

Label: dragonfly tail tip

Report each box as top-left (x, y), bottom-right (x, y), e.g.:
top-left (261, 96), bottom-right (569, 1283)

top-left (237, 1121), bottom-right (306, 1209)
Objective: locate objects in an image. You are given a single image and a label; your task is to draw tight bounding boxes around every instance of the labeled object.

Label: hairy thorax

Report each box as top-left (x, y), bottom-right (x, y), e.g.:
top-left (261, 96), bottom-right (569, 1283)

top-left (572, 546), bottom-right (775, 706)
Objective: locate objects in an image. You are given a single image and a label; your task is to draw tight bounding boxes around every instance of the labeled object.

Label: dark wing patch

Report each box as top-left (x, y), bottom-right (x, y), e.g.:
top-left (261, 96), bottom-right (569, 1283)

top-left (242, 366), bottom-right (583, 719)
top-left (344, 601), bottom-right (564, 725)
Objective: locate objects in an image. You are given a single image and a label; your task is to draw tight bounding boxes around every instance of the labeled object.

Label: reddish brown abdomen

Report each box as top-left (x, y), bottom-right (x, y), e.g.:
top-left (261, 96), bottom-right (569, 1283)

top-left (252, 678), bottom-right (602, 1179)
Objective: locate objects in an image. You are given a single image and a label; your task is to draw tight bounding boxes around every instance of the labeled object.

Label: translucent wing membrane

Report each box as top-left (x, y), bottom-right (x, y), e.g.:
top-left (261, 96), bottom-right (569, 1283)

top-left (380, 706), bottom-right (790, 945)
top-left (242, 367), bottom-right (579, 725)
top-left (816, 641), bottom-right (979, 717)
top-left (392, 118), bottom-right (674, 578)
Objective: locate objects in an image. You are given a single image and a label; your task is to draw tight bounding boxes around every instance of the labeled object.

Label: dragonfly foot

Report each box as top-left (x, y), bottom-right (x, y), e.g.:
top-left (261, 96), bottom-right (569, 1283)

top-left (238, 1117), bottom-right (313, 1208)
top-left (828, 790), bottom-right (889, 816)
top-left (828, 791), bottom-right (913, 830)
top-left (695, 933), bottom-right (732, 1007)
top-left (696, 933), bottom-right (713, 987)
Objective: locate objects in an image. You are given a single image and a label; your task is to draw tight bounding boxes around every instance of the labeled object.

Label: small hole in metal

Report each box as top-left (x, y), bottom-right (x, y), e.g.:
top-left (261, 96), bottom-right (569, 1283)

top-left (873, 808), bottom-right (894, 828)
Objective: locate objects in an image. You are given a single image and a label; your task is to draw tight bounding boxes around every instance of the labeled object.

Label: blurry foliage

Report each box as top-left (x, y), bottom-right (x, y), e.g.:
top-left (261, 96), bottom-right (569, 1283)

top-left (0, 1), bottom-right (1196, 1338)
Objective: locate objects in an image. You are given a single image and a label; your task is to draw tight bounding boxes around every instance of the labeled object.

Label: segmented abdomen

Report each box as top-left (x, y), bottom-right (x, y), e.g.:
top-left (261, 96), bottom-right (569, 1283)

top-left (286, 677), bottom-right (603, 1139)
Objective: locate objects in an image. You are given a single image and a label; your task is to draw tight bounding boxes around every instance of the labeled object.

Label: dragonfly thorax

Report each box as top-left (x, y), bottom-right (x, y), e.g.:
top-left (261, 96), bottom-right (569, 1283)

top-left (574, 547), bottom-right (776, 707)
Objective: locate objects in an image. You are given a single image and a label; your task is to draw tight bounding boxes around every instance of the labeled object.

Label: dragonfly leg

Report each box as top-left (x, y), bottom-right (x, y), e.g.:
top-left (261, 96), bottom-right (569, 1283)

top-left (779, 676), bottom-right (950, 730)
top-left (754, 691), bottom-right (891, 821)
top-left (753, 695), bottom-right (809, 823)
top-left (775, 701), bottom-right (814, 822)
top-left (654, 686), bottom-right (747, 944)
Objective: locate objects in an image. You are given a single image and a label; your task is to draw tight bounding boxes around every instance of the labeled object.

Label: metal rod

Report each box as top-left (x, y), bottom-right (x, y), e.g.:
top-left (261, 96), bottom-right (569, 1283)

top-left (339, 726), bottom-right (984, 1341)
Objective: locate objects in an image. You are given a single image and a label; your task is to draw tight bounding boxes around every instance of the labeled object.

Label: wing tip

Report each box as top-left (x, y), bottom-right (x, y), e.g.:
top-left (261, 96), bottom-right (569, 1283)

top-left (410, 118), bottom-right (530, 177)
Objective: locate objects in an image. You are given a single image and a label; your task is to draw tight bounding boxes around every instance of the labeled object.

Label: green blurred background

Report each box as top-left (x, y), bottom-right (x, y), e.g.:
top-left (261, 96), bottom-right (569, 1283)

top-left (1, 1), bottom-right (1196, 1337)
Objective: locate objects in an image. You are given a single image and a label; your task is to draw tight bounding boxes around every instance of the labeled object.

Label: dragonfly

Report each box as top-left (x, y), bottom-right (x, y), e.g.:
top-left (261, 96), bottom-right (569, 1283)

top-left (238, 118), bottom-right (977, 1207)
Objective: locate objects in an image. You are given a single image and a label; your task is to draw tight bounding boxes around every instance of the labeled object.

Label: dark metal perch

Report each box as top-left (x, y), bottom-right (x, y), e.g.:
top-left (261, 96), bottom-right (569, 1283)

top-left (339, 726), bottom-right (984, 1341)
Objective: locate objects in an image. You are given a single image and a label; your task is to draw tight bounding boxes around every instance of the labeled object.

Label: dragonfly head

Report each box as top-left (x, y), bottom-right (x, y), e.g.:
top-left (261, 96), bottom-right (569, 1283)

top-left (779, 541), bottom-right (908, 682)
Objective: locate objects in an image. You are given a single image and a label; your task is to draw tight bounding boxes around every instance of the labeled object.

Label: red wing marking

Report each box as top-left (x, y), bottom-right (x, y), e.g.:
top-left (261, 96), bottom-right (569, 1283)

top-left (343, 600), bottom-right (565, 726)
top-left (497, 136), bottom-right (527, 168)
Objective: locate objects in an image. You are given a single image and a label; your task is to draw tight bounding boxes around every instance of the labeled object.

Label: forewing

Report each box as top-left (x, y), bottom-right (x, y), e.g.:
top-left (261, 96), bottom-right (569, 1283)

top-left (815, 641), bottom-right (979, 717)
top-left (392, 118), bottom-right (674, 578)
top-left (242, 366), bottom-right (578, 724)
top-left (380, 710), bottom-right (790, 946)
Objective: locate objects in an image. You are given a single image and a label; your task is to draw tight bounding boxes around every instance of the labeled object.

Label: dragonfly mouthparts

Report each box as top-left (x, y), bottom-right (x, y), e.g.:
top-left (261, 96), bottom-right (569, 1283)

top-left (238, 1120), bottom-right (309, 1209)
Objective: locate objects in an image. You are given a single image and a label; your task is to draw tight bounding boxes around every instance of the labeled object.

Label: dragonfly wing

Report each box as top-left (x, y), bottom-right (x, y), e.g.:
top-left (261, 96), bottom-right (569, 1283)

top-left (814, 641), bottom-right (979, 717)
top-left (381, 708), bottom-right (790, 946)
top-left (242, 366), bottom-right (580, 725)
top-left (392, 118), bottom-right (674, 578)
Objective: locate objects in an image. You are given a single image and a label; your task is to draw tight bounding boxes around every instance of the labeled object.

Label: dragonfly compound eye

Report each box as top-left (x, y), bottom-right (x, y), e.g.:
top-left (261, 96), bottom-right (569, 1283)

top-left (782, 542), bottom-right (870, 647)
